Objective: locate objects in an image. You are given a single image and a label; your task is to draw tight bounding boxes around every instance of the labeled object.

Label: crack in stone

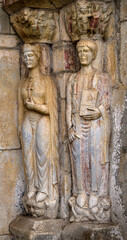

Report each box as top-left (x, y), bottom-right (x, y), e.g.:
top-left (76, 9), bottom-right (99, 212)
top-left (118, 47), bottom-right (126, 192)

top-left (49, 0), bottom-right (57, 9)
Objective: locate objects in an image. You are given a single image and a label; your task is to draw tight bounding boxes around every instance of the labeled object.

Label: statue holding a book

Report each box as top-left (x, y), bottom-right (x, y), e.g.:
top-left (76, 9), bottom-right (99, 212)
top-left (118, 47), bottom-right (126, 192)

top-left (66, 38), bottom-right (111, 222)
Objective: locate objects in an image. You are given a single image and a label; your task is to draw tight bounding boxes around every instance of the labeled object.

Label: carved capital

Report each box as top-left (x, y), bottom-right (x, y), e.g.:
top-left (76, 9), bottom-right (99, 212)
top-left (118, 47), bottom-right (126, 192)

top-left (10, 8), bottom-right (59, 43)
top-left (65, 0), bottom-right (113, 41)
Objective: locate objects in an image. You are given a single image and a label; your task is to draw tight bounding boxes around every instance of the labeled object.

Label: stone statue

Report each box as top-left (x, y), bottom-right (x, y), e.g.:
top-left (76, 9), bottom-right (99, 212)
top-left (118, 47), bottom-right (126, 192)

top-left (18, 44), bottom-right (59, 218)
top-left (66, 38), bottom-right (111, 222)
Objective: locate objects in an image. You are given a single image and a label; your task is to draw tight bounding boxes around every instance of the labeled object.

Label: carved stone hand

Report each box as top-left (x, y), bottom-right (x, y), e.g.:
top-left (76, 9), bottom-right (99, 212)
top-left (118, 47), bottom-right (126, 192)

top-left (25, 98), bottom-right (35, 110)
top-left (68, 127), bottom-right (76, 143)
top-left (83, 107), bottom-right (102, 121)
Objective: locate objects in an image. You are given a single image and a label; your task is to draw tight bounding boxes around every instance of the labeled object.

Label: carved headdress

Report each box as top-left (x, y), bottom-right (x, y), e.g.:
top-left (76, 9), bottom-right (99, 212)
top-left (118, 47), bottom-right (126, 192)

top-left (22, 44), bottom-right (41, 53)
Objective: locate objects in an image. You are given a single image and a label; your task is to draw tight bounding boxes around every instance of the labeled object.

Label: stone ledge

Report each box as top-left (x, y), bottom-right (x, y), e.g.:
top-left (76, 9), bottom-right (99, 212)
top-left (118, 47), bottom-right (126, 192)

top-left (3, 0), bottom-right (75, 14)
top-left (62, 222), bottom-right (124, 240)
top-left (10, 216), bottom-right (67, 240)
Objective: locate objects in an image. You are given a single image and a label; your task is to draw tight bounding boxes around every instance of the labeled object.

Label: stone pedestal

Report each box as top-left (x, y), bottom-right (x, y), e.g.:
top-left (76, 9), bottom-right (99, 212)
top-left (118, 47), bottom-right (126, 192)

top-left (10, 216), bottom-right (67, 240)
top-left (10, 216), bottom-right (123, 240)
top-left (62, 222), bottom-right (124, 240)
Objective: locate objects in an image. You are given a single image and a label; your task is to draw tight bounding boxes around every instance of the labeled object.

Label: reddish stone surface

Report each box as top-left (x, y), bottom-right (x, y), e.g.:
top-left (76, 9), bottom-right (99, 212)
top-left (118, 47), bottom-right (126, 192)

top-left (64, 49), bottom-right (75, 70)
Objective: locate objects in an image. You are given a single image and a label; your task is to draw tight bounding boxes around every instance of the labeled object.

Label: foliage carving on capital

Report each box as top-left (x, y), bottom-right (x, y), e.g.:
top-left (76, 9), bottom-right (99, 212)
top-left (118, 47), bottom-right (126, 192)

top-left (65, 1), bottom-right (113, 41)
top-left (11, 8), bottom-right (57, 43)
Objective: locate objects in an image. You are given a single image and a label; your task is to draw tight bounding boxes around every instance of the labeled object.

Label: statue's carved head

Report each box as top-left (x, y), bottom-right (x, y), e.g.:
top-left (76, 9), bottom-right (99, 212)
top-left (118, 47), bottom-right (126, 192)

top-left (22, 44), bottom-right (41, 69)
top-left (76, 38), bottom-right (98, 66)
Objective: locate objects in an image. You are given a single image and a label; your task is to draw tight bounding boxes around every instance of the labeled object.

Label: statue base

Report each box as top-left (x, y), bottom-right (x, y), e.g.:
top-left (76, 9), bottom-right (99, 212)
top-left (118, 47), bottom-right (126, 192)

top-left (62, 222), bottom-right (124, 240)
top-left (10, 215), bottom-right (67, 240)
top-left (10, 216), bottom-right (123, 240)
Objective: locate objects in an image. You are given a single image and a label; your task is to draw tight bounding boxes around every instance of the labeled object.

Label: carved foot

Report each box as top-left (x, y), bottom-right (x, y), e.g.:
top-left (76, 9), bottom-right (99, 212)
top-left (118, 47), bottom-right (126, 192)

top-left (36, 192), bottom-right (47, 202)
top-left (76, 193), bottom-right (88, 208)
top-left (27, 191), bottom-right (35, 199)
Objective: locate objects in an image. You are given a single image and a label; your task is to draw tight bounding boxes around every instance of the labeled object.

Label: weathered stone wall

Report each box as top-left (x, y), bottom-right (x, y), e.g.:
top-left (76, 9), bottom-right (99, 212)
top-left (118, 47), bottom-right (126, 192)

top-left (0, 0), bottom-right (127, 239)
top-left (0, 2), bottom-right (25, 239)
top-left (110, 1), bottom-right (127, 239)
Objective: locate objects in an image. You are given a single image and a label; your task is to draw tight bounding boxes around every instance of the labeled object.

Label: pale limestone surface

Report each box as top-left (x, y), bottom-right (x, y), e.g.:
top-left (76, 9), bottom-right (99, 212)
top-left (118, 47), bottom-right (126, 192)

top-left (0, 50), bottom-right (20, 149)
top-left (56, 73), bottom-right (71, 99)
top-left (0, 35), bottom-right (20, 48)
top-left (107, 40), bottom-right (118, 86)
top-left (0, 236), bottom-right (11, 240)
top-left (120, 22), bottom-right (127, 86)
top-left (0, 150), bottom-right (24, 235)
top-left (110, 88), bottom-right (127, 240)
top-left (59, 7), bottom-right (71, 42)
top-left (120, 0), bottom-right (127, 21)
top-left (93, 40), bottom-right (104, 72)
top-left (0, 7), bottom-right (10, 33)
top-left (59, 99), bottom-right (71, 219)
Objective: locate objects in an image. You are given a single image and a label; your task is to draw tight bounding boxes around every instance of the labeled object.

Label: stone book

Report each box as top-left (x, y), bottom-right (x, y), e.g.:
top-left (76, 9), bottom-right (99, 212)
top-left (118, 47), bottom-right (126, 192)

top-left (80, 89), bottom-right (98, 116)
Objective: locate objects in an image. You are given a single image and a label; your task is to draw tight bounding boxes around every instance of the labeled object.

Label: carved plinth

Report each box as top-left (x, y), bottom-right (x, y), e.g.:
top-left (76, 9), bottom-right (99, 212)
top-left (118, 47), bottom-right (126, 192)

top-left (62, 222), bottom-right (124, 240)
top-left (10, 216), bottom-right (123, 240)
top-left (10, 216), bottom-right (67, 240)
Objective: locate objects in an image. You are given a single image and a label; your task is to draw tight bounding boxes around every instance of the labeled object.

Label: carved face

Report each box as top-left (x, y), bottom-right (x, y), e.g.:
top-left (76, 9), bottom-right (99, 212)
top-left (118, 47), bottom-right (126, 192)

top-left (24, 51), bottom-right (39, 69)
top-left (77, 45), bottom-right (94, 66)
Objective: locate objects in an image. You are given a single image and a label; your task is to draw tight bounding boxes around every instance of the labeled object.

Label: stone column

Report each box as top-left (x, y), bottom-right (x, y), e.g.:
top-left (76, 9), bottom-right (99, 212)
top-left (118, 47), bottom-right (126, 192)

top-left (110, 0), bottom-right (127, 239)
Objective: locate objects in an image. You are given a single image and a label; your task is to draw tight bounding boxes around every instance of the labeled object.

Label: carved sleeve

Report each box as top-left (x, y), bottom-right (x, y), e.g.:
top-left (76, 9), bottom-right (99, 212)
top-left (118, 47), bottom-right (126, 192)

top-left (66, 76), bottom-right (73, 130)
top-left (33, 104), bottom-right (49, 115)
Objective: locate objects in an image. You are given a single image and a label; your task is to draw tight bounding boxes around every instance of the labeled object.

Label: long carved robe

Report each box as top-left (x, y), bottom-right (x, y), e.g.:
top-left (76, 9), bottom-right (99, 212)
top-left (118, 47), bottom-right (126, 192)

top-left (66, 69), bottom-right (111, 197)
top-left (18, 74), bottom-right (58, 200)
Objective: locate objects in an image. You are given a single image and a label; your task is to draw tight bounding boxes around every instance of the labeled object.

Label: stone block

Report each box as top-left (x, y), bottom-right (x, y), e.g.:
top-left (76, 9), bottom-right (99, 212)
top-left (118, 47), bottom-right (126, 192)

top-left (0, 7), bottom-right (10, 33)
top-left (120, 22), bottom-right (127, 86)
top-left (60, 99), bottom-right (67, 142)
top-left (56, 73), bottom-right (71, 99)
top-left (0, 236), bottom-right (11, 240)
top-left (62, 223), bottom-right (124, 240)
top-left (52, 0), bottom-right (74, 9)
top-left (53, 44), bottom-right (76, 73)
top-left (60, 7), bottom-right (71, 42)
top-left (3, 0), bottom-right (75, 14)
top-left (0, 50), bottom-right (20, 149)
top-left (120, 0), bottom-right (127, 21)
top-left (10, 216), bottom-right (66, 240)
top-left (111, 88), bottom-right (126, 108)
top-left (107, 40), bottom-right (118, 87)
top-left (59, 100), bottom-right (71, 219)
top-left (3, 0), bottom-right (55, 14)
top-left (93, 40), bottom-right (105, 72)
top-left (105, 13), bottom-right (115, 40)
top-left (110, 89), bottom-right (127, 240)
top-left (10, 25), bottom-right (16, 34)
top-left (40, 45), bottom-right (51, 75)
top-left (0, 150), bottom-right (25, 235)
top-left (21, 44), bottom-right (51, 77)
top-left (0, 35), bottom-right (20, 48)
